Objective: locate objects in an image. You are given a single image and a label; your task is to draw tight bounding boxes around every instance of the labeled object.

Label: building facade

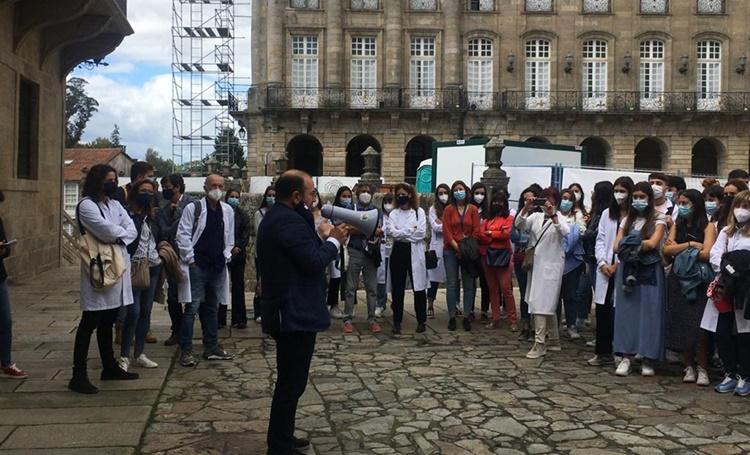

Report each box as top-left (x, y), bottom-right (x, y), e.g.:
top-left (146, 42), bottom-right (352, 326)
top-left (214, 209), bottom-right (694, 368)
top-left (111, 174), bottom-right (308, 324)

top-left (0, 0), bottom-right (132, 280)
top-left (63, 148), bottom-right (135, 218)
top-left (242, 0), bottom-right (750, 183)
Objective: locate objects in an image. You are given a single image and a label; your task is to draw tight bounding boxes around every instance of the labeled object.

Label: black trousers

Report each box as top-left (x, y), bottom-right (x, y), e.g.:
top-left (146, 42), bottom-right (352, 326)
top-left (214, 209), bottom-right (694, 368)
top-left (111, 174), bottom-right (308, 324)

top-left (167, 277), bottom-right (183, 336)
top-left (327, 277), bottom-right (341, 308)
top-left (477, 261), bottom-right (490, 314)
top-left (267, 331), bottom-right (317, 453)
top-left (254, 257), bottom-right (262, 319)
top-left (389, 242), bottom-right (427, 325)
top-left (716, 312), bottom-right (750, 379)
top-left (595, 276), bottom-right (616, 356)
top-left (230, 256), bottom-right (247, 325)
top-left (73, 307), bottom-right (119, 374)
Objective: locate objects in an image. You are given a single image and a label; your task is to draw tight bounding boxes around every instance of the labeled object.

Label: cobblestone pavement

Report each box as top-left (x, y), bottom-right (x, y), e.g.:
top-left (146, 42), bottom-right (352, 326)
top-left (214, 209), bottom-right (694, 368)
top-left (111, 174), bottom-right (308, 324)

top-left (142, 295), bottom-right (750, 455)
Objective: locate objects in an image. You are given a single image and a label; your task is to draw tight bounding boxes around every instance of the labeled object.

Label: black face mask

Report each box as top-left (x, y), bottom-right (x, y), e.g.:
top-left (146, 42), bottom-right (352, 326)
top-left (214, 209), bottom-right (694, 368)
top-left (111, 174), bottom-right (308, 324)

top-left (162, 189), bottom-right (174, 201)
top-left (103, 181), bottom-right (118, 197)
top-left (491, 203), bottom-right (504, 214)
top-left (397, 194), bottom-right (410, 206)
top-left (136, 193), bottom-right (153, 208)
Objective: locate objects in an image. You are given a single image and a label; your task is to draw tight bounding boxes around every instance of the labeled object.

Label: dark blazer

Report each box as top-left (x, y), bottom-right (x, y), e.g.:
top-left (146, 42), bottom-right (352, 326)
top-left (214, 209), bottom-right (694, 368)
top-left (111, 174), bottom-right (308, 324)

top-left (232, 207), bottom-right (252, 255)
top-left (257, 203), bottom-right (338, 333)
top-left (158, 194), bottom-right (194, 245)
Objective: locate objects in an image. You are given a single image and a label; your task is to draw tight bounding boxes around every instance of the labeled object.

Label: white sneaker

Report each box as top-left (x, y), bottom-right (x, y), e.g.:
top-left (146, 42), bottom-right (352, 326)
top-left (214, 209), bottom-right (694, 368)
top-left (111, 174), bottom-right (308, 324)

top-left (641, 363), bottom-right (655, 377)
top-left (683, 366), bottom-right (697, 383)
top-left (254, 316), bottom-right (262, 324)
top-left (329, 307), bottom-right (344, 319)
top-left (548, 339), bottom-right (562, 352)
top-left (615, 358), bottom-right (632, 376)
top-left (117, 356), bottom-right (129, 372)
top-left (374, 307), bottom-right (383, 318)
top-left (135, 353), bottom-right (158, 369)
top-left (525, 342), bottom-right (547, 359)
top-left (585, 339), bottom-right (596, 347)
top-left (567, 327), bottom-right (581, 339)
top-left (614, 355), bottom-right (623, 365)
top-left (696, 367), bottom-right (710, 386)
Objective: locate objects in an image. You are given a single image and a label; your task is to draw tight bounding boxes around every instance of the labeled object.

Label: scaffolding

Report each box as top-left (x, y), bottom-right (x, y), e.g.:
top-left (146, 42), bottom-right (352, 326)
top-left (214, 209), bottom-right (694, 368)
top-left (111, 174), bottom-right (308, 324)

top-left (172, 0), bottom-right (248, 172)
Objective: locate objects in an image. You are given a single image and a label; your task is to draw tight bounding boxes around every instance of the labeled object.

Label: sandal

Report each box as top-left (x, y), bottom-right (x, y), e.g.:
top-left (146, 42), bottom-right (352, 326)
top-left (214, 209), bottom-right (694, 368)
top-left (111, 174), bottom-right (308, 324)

top-left (427, 307), bottom-right (435, 319)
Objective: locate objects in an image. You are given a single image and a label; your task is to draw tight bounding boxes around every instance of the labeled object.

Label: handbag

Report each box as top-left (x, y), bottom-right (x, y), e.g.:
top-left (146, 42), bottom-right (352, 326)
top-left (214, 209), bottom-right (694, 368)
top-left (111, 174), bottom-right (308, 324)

top-left (76, 200), bottom-right (126, 290)
top-left (425, 250), bottom-right (439, 269)
top-left (486, 248), bottom-right (511, 267)
top-left (521, 220), bottom-right (553, 272)
top-left (131, 258), bottom-right (150, 290)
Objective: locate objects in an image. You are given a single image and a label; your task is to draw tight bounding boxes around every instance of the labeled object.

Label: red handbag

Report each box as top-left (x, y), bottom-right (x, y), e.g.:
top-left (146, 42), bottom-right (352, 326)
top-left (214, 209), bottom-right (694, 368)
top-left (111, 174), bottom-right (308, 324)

top-left (707, 276), bottom-right (732, 314)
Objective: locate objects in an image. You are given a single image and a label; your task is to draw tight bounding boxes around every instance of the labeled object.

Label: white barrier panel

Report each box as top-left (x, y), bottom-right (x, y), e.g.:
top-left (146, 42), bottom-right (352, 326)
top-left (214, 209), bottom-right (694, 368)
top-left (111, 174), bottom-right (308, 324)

top-left (562, 168), bottom-right (706, 193)
top-left (249, 176), bottom-right (275, 194)
top-left (315, 177), bottom-right (365, 195)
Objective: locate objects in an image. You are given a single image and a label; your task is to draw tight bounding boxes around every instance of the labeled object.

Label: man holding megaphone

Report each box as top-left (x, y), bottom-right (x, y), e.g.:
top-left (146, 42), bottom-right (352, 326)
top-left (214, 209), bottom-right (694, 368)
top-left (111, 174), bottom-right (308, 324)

top-left (257, 170), bottom-right (349, 454)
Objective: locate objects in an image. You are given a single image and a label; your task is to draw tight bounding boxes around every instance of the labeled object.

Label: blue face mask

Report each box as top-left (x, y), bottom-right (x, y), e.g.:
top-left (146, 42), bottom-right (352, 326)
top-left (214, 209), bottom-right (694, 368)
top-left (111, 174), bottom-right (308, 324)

top-left (339, 197), bottom-right (352, 208)
top-left (632, 199), bottom-right (648, 212)
top-left (560, 200), bottom-right (574, 213)
top-left (677, 205), bottom-right (692, 218)
top-left (666, 191), bottom-right (675, 203)
top-left (705, 201), bottom-right (718, 216)
top-left (266, 196), bottom-right (275, 206)
top-left (453, 190), bottom-right (466, 201)
top-left (227, 197), bottom-right (240, 208)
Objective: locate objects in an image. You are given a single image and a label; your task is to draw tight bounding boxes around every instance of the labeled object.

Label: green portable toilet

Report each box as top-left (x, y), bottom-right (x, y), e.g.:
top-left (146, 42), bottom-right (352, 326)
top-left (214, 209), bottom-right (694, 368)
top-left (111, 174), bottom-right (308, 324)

top-left (416, 159), bottom-right (432, 194)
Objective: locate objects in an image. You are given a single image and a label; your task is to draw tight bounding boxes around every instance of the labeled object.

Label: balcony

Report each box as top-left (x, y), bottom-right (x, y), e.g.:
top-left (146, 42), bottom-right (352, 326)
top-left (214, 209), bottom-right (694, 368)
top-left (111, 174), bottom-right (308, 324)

top-left (253, 87), bottom-right (750, 114)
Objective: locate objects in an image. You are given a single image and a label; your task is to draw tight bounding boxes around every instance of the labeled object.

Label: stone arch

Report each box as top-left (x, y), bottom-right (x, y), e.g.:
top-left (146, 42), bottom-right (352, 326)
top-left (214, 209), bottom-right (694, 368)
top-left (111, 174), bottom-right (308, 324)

top-left (580, 137), bottom-right (610, 168)
top-left (404, 135), bottom-right (435, 184)
top-left (691, 137), bottom-right (724, 176)
top-left (345, 135), bottom-right (382, 177)
top-left (525, 136), bottom-right (550, 144)
top-left (286, 134), bottom-right (323, 176)
top-left (634, 137), bottom-right (667, 171)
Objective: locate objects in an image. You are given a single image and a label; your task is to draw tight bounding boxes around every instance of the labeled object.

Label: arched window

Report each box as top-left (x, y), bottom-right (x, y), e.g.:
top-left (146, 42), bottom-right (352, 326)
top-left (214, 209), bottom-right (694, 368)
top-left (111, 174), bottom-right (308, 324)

top-left (525, 39), bottom-right (551, 110)
top-left (582, 39), bottom-right (608, 111)
top-left (697, 40), bottom-right (721, 111)
top-left (346, 135), bottom-right (382, 177)
top-left (639, 39), bottom-right (665, 111)
top-left (287, 134), bottom-right (323, 176)
top-left (634, 137), bottom-right (665, 171)
top-left (404, 135), bottom-right (435, 184)
top-left (580, 137), bottom-right (609, 168)
top-left (467, 38), bottom-right (493, 110)
top-left (691, 138), bottom-right (721, 176)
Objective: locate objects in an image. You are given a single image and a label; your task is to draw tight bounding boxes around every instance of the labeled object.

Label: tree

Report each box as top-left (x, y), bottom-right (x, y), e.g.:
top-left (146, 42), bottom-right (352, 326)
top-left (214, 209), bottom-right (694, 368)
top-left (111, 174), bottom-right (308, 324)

top-left (212, 127), bottom-right (246, 168)
top-left (145, 148), bottom-right (177, 176)
top-left (84, 137), bottom-right (117, 148)
top-left (65, 77), bottom-right (99, 148)
top-left (110, 124), bottom-right (121, 147)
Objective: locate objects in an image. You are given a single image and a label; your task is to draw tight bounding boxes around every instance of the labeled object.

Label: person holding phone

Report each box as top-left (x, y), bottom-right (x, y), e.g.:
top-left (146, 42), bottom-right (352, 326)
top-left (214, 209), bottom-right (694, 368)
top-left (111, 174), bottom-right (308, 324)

top-left (0, 191), bottom-right (27, 379)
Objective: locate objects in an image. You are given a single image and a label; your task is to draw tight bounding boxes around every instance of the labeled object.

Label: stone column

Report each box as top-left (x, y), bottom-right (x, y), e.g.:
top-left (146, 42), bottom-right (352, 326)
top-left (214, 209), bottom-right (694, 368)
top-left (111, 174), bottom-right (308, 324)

top-left (481, 137), bottom-right (510, 197)
top-left (266, 0), bottom-right (284, 86)
top-left (251, 0), bottom-right (262, 85)
top-left (443, 0), bottom-right (461, 90)
top-left (325, 0), bottom-right (343, 88)
top-left (384, 0), bottom-right (403, 102)
top-left (358, 146), bottom-right (382, 191)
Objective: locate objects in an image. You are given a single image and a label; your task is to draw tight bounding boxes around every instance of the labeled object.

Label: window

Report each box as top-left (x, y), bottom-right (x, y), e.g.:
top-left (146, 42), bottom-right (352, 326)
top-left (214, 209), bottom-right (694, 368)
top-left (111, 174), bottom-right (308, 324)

top-left (582, 40), bottom-right (608, 111)
top-left (351, 37), bottom-right (377, 108)
top-left (17, 77), bottom-right (39, 180)
top-left (640, 0), bottom-right (667, 14)
top-left (525, 39), bottom-right (551, 110)
top-left (525, 0), bottom-right (553, 12)
top-left (291, 36), bottom-right (319, 108)
top-left (409, 0), bottom-right (437, 10)
top-left (467, 39), bottom-right (493, 110)
top-left (582, 0), bottom-right (609, 13)
top-left (639, 40), bottom-right (665, 111)
top-left (351, 0), bottom-right (378, 10)
top-left (697, 40), bottom-right (721, 111)
top-left (697, 0), bottom-right (724, 14)
top-left (290, 0), bottom-right (318, 8)
top-left (64, 183), bottom-right (80, 218)
top-left (409, 37), bottom-right (436, 108)
top-left (468, 0), bottom-right (494, 11)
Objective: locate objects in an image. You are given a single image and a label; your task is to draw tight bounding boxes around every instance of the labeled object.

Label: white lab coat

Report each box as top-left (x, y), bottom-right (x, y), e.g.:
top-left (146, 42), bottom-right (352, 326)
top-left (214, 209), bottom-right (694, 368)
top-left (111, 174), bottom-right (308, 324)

top-left (78, 198), bottom-right (137, 312)
top-left (427, 206), bottom-right (446, 283)
top-left (385, 207), bottom-right (428, 292)
top-left (175, 198), bottom-right (235, 304)
top-left (515, 211), bottom-right (570, 315)
top-left (593, 209), bottom-right (619, 305)
top-left (701, 227), bottom-right (750, 333)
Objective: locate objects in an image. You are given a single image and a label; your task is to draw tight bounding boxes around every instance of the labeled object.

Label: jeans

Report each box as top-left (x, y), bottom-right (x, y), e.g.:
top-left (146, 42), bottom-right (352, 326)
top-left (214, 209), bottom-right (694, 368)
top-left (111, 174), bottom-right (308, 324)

top-left (344, 249), bottom-right (378, 323)
top-left (390, 242), bottom-right (427, 325)
top-left (267, 331), bottom-right (317, 453)
top-left (482, 261), bottom-right (517, 324)
top-left (514, 262), bottom-right (529, 321)
top-left (180, 265), bottom-right (225, 354)
top-left (716, 312), bottom-right (750, 379)
top-left (377, 258), bottom-right (389, 310)
top-left (73, 307), bottom-right (119, 374)
top-left (122, 265), bottom-right (161, 358)
top-left (444, 249), bottom-right (476, 317)
top-left (0, 281), bottom-right (12, 367)
top-left (166, 276), bottom-right (183, 337)
top-left (595, 276), bottom-right (616, 357)
top-left (561, 263), bottom-right (584, 328)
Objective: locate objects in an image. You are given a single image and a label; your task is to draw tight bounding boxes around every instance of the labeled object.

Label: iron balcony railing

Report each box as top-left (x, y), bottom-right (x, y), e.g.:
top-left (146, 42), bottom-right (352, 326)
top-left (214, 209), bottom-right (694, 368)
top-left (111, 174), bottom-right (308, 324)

top-left (256, 87), bottom-right (750, 114)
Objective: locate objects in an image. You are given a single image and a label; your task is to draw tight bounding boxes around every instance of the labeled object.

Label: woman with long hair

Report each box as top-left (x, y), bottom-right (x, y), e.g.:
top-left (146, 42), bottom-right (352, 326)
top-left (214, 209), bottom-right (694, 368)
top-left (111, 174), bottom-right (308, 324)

top-left (376, 193), bottom-right (395, 317)
top-left (512, 184), bottom-right (543, 341)
top-left (703, 184), bottom-right (723, 223)
top-left (327, 186), bottom-right (353, 318)
top-left (569, 182), bottom-right (589, 219)
top-left (70, 164), bottom-right (139, 394)
top-left (470, 182), bottom-right (490, 321)
top-left (612, 181), bottom-right (668, 377)
top-left (663, 189), bottom-right (716, 386)
top-left (222, 189), bottom-right (252, 329)
top-left (557, 188), bottom-right (587, 339)
top-left (427, 184), bottom-right (450, 318)
top-left (252, 185), bottom-right (275, 323)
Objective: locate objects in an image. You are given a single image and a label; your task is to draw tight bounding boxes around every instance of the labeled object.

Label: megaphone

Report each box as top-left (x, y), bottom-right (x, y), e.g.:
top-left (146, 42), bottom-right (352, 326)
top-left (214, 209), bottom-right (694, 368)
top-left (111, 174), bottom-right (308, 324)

top-left (321, 204), bottom-right (379, 238)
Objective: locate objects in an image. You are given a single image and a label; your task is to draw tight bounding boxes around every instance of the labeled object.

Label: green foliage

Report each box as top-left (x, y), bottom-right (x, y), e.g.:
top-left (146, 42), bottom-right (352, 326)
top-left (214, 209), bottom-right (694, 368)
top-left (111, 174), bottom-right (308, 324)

top-left (145, 148), bottom-right (177, 177)
top-left (65, 77), bottom-right (99, 148)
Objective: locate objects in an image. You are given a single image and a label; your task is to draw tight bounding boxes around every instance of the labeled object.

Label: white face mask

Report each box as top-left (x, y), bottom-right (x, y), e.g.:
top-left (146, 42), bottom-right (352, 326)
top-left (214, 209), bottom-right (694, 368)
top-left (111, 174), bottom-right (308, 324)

top-left (573, 191), bottom-right (582, 201)
top-left (734, 208), bottom-right (750, 223)
top-left (614, 191), bottom-right (628, 205)
top-left (438, 194), bottom-right (449, 204)
top-left (651, 184), bottom-right (664, 200)
top-left (358, 192), bottom-right (372, 205)
top-left (207, 189), bottom-right (224, 202)
top-left (474, 194), bottom-right (485, 204)
top-left (383, 203), bottom-right (394, 212)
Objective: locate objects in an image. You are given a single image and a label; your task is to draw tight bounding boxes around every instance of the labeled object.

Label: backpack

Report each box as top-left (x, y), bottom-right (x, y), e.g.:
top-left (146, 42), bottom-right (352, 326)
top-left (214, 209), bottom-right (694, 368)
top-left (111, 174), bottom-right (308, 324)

top-left (76, 199), bottom-right (127, 290)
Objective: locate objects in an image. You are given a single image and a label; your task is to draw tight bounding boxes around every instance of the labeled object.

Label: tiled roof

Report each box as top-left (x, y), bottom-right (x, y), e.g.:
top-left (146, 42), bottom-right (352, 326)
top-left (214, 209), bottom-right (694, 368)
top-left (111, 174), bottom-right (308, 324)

top-left (63, 148), bottom-right (124, 182)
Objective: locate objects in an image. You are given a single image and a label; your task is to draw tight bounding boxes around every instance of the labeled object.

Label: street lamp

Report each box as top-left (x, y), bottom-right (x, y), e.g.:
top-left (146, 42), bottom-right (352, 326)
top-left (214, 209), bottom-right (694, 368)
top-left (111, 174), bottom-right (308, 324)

top-left (238, 126), bottom-right (246, 139)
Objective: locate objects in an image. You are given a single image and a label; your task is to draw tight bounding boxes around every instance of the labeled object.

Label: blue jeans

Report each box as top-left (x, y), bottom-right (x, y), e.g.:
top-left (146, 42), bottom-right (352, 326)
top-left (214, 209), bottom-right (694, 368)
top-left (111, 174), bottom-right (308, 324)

top-left (561, 263), bottom-right (584, 328)
top-left (575, 257), bottom-right (595, 321)
top-left (376, 258), bottom-right (389, 310)
top-left (443, 249), bottom-right (476, 317)
top-left (122, 265), bottom-right (161, 358)
top-left (180, 265), bottom-right (225, 354)
top-left (0, 281), bottom-right (12, 367)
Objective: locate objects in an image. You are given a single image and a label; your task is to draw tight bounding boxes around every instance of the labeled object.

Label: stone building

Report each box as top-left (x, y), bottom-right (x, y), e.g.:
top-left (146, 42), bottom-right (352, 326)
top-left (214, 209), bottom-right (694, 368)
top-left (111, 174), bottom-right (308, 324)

top-left (240, 0), bottom-right (750, 184)
top-left (0, 0), bottom-right (132, 280)
top-left (62, 147), bottom-right (135, 218)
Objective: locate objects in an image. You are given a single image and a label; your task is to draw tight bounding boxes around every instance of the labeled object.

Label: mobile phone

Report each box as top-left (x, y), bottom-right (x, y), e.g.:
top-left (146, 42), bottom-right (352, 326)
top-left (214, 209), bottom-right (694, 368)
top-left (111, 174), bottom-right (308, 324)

top-left (532, 198), bottom-right (547, 207)
top-left (1, 239), bottom-right (16, 247)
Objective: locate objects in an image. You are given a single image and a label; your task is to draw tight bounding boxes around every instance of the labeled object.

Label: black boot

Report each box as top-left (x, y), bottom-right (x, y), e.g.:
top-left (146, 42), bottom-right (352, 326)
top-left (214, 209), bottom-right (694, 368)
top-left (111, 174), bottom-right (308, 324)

top-left (68, 370), bottom-right (99, 394)
top-left (462, 318), bottom-right (472, 332)
top-left (448, 317), bottom-right (457, 331)
top-left (101, 364), bottom-right (139, 381)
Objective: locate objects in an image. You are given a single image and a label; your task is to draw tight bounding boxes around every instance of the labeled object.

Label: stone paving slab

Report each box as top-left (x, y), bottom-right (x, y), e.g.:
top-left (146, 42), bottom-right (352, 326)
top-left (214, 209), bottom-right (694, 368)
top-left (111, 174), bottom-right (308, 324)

top-left (2, 422), bottom-right (145, 449)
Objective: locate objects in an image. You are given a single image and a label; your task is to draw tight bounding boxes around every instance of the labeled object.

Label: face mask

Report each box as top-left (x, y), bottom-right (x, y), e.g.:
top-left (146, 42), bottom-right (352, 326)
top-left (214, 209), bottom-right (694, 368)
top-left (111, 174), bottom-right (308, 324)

top-left (560, 200), bottom-right (574, 213)
top-left (438, 194), bottom-right (449, 204)
top-left (614, 191), bottom-right (628, 205)
top-left (705, 201), bottom-right (718, 216)
top-left (227, 197), bottom-right (240, 208)
top-left (103, 181), bottom-right (118, 197)
top-left (265, 196), bottom-right (275, 206)
top-left (397, 194), bottom-right (410, 206)
top-left (359, 192), bottom-right (372, 205)
top-left (677, 205), bottom-right (692, 218)
top-left (632, 199), bottom-right (648, 212)
top-left (666, 191), bottom-right (675, 203)
top-left (491, 203), bottom-right (503, 214)
top-left (383, 203), bottom-right (394, 212)
top-left (651, 184), bottom-right (664, 200)
top-left (162, 189), bottom-right (174, 201)
top-left (340, 197), bottom-right (352, 208)
top-left (573, 191), bottom-right (582, 201)
top-left (735, 208), bottom-right (750, 223)
top-left (473, 194), bottom-right (485, 204)
top-left (312, 198), bottom-right (319, 208)
top-left (136, 193), bottom-right (153, 208)
top-left (453, 190), bottom-right (466, 201)
top-left (207, 189), bottom-right (223, 202)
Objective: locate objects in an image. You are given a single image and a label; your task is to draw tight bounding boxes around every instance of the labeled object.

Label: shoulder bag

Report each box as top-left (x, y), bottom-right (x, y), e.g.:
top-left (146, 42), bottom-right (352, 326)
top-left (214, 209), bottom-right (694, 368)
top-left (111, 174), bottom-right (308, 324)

top-left (76, 200), bottom-right (126, 290)
top-left (521, 219), bottom-right (553, 272)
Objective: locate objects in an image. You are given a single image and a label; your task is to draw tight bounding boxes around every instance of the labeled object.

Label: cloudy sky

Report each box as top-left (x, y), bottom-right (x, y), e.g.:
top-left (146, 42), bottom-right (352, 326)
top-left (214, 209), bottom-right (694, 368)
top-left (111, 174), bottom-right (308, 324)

top-left (72, 0), bottom-right (252, 161)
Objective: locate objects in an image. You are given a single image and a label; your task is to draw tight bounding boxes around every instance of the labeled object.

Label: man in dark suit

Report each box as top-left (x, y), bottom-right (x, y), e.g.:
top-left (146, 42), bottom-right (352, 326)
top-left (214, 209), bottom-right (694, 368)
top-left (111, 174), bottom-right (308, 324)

top-left (258, 170), bottom-right (348, 455)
